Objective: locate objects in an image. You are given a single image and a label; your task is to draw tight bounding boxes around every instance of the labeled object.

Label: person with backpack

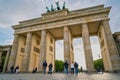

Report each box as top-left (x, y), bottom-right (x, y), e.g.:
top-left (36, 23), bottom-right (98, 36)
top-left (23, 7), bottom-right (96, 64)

top-left (48, 63), bottom-right (53, 74)
top-left (74, 62), bottom-right (79, 75)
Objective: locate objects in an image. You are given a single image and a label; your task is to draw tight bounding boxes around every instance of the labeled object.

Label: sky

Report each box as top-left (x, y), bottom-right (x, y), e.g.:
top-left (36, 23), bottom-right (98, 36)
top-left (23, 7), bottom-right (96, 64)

top-left (0, 0), bottom-right (120, 69)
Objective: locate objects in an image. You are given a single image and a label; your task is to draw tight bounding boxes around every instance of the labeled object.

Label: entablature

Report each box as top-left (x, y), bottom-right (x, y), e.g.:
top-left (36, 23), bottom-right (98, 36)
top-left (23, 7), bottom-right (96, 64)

top-left (13, 5), bottom-right (111, 34)
top-left (12, 5), bottom-right (111, 29)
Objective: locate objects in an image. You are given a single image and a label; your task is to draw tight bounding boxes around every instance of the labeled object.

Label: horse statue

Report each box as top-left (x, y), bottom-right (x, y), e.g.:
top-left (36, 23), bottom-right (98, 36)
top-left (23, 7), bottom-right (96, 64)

top-left (62, 2), bottom-right (66, 9)
top-left (51, 5), bottom-right (55, 11)
top-left (56, 1), bottom-right (60, 10)
top-left (46, 6), bottom-right (50, 12)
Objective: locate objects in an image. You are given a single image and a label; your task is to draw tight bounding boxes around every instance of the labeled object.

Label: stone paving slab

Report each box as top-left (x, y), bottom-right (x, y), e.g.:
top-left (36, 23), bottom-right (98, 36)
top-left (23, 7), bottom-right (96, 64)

top-left (0, 73), bottom-right (120, 80)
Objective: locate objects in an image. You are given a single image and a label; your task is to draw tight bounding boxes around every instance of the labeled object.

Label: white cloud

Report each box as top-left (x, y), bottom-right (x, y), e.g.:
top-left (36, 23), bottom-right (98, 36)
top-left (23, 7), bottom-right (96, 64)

top-left (4, 39), bottom-right (13, 45)
top-left (0, 0), bottom-right (120, 70)
top-left (55, 40), bottom-right (64, 61)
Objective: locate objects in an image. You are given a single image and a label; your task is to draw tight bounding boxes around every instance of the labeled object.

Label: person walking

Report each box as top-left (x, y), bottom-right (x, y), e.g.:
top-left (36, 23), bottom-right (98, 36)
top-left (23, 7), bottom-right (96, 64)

top-left (64, 60), bottom-right (69, 74)
top-left (43, 60), bottom-right (47, 74)
top-left (48, 63), bottom-right (53, 74)
top-left (74, 62), bottom-right (79, 75)
top-left (71, 62), bottom-right (74, 75)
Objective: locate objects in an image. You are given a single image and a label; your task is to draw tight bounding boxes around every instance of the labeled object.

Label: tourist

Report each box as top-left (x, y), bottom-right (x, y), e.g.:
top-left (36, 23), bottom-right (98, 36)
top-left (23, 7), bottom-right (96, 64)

top-left (80, 66), bottom-right (83, 73)
top-left (43, 60), bottom-right (47, 74)
top-left (48, 63), bottom-right (53, 74)
top-left (32, 67), bottom-right (37, 73)
top-left (71, 62), bottom-right (74, 75)
top-left (64, 60), bottom-right (69, 74)
top-left (10, 66), bottom-right (14, 73)
top-left (74, 62), bottom-right (79, 75)
top-left (15, 65), bottom-right (19, 73)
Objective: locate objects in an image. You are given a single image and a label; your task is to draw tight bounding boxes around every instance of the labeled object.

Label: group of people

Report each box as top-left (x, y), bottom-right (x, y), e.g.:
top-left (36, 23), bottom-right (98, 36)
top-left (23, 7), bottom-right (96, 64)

top-left (10, 60), bottom-right (79, 75)
top-left (43, 60), bottom-right (79, 75)
top-left (10, 65), bottom-right (19, 73)
top-left (43, 61), bottom-right (53, 74)
top-left (64, 61), bottom-right (79, 75)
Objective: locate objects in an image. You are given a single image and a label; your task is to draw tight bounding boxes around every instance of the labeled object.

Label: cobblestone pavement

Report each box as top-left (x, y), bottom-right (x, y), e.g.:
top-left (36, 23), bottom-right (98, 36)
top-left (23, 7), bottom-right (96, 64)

top-left (0, 73), bottom-right (120, 80)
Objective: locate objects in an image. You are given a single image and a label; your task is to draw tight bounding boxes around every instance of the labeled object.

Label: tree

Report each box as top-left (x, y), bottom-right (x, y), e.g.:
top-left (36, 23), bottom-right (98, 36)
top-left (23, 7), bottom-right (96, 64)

top-left (94, 58), bottom-right (104, 71)
top-left (55, 60), bottom-right (64, 72)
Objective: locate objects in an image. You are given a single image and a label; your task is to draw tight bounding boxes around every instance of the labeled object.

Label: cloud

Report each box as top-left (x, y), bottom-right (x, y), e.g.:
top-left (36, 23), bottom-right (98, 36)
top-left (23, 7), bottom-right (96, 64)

top-left (55, 40), bottom-right (64, 60)
top-left (4, 39), bottom-right (13, 45)
top-left (0, 27), bottom-right (14, 45)
top-left (109, 7), bottom-right (120, 32)
top-left (0, 0), bottom-right (120, 69)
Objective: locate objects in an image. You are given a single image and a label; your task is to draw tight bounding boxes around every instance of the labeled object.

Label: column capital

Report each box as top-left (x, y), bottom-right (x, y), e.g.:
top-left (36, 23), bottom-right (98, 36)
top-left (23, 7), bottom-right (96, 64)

top-left (41, 29), bottom-right (47, 31)
top-left (64, 26), bottom-right (69, 31)
top-left (81, 22), bottom-right (88, 25)
top-left (81, 23), bottom-right (88, 29)
top-left (27, 32), bottom-right (32, 35)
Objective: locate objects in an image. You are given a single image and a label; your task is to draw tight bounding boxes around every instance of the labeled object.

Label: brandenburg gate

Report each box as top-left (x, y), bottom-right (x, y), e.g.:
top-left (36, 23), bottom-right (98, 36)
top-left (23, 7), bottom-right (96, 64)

top-left (7, 5), bottom-right (120, 72)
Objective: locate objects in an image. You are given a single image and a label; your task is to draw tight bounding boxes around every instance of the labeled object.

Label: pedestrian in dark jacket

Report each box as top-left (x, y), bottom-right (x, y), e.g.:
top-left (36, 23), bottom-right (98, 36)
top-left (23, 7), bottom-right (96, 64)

top-left (74, 62), bottom-right (79, 75)
top-left (64, 60), bottom-right (69, 74)
top-left (48, 63), bottom-right (53, 74)
top-left (43, 60), bottom-right (47, 74)
top-left (10, 66), bottom-right (14, 73)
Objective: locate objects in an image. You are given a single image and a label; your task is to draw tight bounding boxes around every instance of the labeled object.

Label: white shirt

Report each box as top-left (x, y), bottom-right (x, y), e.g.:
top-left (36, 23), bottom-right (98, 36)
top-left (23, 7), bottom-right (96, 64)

top-left (71, 63), bottom-right (74, 68)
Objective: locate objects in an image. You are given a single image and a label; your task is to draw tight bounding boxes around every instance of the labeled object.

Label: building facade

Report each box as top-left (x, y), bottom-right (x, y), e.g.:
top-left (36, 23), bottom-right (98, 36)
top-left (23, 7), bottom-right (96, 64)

top-left (3, 5), bottom-right (120, 72)
top-left (0, 45), bottom-right (12, 72)
top-left (113, 32), bottom-right (120, 57)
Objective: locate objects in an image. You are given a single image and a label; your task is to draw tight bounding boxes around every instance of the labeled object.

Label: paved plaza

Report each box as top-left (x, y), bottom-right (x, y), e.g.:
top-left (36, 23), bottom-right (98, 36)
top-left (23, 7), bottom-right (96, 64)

top-left (0, 73), bottom-right (120, 80)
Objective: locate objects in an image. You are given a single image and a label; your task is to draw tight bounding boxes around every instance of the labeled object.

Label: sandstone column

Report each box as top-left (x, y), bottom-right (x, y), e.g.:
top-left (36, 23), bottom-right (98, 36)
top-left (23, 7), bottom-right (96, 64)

top-left (102, 20), bottom-right (120, 71)
top-left (0, 51), bottom-right (2, 64)
top-left (38, 30), bottom-right (46, 72)
top-left (64, 26), bottom-right (70, 64)
top-left (82, 23), bottom-right (94, 72)
top-left (3, 49), bottom-right (10, 72)
top-left (21, 32), bottom-right (32, 72)
top-left (7, 35), bottom-right (19, 71)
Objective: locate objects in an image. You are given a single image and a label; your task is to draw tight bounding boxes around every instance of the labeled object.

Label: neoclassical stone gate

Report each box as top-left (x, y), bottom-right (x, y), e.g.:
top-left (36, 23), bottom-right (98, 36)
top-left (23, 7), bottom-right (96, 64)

top-left (7, 5), bottom-right (120, 72)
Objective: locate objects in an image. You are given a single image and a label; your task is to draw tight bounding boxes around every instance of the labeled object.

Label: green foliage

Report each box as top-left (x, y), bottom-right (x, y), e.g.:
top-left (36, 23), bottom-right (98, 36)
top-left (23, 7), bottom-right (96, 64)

top-left (55, 60), bottom-right (64, 72)
top-left (94, 58), bottom-right (104, 70)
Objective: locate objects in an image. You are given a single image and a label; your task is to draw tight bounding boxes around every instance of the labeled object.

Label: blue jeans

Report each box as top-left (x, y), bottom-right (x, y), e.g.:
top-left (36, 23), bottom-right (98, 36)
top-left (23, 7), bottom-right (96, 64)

top-left (43, 67), bottom-right (46, 74)
top-left (49, 68), bottom-right (52, 74)
top-left (71, 68), bottom-right (74, 75)
top-left (75, 67), bottom-right (78, 75)
top-left (65, 68), bottom-right (68, 74)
